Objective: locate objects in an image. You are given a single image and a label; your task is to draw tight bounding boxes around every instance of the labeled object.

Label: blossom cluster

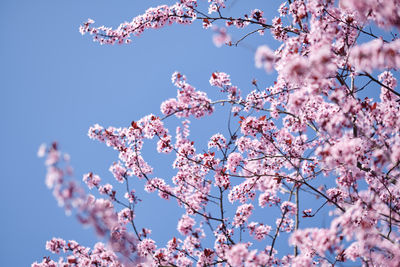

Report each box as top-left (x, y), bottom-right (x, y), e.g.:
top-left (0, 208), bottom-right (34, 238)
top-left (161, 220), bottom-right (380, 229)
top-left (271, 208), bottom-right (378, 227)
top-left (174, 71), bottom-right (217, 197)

top-left (35, 0), bottom-right (400, 266)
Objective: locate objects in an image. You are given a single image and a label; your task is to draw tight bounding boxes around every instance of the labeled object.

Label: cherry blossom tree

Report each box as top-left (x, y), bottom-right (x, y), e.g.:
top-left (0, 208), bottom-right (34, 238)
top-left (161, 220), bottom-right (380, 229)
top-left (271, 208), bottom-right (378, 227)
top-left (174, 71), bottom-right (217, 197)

top-left (33, 0), bottom-right (400, 266)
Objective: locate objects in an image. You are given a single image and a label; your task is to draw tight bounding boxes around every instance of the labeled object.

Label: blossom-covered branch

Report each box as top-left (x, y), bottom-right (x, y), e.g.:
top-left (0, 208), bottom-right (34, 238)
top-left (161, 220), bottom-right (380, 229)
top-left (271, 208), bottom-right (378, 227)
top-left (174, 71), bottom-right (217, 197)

top-left (35, 0), bottom-right (400, 266)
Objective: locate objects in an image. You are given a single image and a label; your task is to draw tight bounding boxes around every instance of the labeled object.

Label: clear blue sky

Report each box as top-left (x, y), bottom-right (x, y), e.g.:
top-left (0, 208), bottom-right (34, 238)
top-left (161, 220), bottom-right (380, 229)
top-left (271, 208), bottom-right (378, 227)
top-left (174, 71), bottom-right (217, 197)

top-left (1, 1), bottom-right (393, 266)
top-left (0, 1), bottom-right (280, 265)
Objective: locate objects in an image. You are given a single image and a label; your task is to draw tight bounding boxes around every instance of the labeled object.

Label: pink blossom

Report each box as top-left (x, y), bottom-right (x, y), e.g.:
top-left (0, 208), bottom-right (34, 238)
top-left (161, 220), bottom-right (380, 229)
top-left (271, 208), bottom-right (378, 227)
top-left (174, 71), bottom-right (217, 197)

top-left (137, 238), bottom-right (156, 257)
top-left (340, 0), bottom-right (400, 29)
top-left (161, 72), bottom-right (214, 118)
top-left (124, 189), bottom-right (137, 203)
top-left (208, 0), bottom-right (225, 14)
top-left (248, 222), bottom-right (271, 240)
top-left (289, 0), bottom-right (307, 24)
top-left (280, 55), bottom-right (309, 83)
top-left (278, 3), bottom-right (288, 16)
top-left (82, 172), bottom-right (101, 189)
top-left (214, 168), bottom-right (230, 189)
top-left (209, 71), bottom-right (231, 88)
top-left (45, 238), bottom-right (66, 254)
top-left (350, 39), bottom-right (400, 72)
top-left (118, 208), bottom-right (134, 224)
top-left (212, 26), bottom-right (231, 47)
top-left (226, 243), bottom-right (249, 266)
top-left (271, 17), bottom-right (287, 41)
top-left (251, 9), bottom-right (266, 24)
top-left (280, 201), bottom-right (297, 216)
top-left (276, 217), bottom-right (294, 233)
top-left (109, 162), bottom-right (127, 183)
top-left (207, 133), bottom-right (226, 149)
top-left (98, 183), bottom-right (113, 195)
top-left (255, 45), bottom-right (276, 73)
top-left (233, 204), bottom-right (254, 227)
top-left (177, 214), bottom-right (195, 236)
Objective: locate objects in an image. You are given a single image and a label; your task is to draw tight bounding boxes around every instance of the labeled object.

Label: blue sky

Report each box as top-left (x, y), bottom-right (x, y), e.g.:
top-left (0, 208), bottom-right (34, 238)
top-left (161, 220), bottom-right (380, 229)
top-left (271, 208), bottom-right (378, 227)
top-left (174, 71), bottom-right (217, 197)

top-left (0, 1), bottom-right (280, 265)
top-left (2, 1), bottom-right (396, 266)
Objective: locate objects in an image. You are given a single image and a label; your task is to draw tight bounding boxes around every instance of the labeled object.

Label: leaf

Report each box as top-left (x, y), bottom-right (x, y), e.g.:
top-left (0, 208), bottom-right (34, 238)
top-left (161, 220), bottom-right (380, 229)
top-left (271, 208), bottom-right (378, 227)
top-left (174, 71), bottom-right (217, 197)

top-left (131, 121), bottom-right (138, 129)
top-left (204, 249), bottom-right (214, 257)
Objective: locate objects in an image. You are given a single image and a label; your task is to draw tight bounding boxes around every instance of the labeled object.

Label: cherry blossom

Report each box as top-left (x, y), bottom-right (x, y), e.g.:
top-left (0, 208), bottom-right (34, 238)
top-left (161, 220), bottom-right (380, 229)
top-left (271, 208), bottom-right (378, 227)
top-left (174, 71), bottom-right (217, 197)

top-left (35, 0), bottom-right (400, 266)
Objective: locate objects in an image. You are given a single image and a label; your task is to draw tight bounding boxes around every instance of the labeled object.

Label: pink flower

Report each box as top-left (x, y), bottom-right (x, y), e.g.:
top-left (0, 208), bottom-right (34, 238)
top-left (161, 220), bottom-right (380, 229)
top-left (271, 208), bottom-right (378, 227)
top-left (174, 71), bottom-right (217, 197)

top-left (212, 26), bottom-right (231, 47)
top-left (251, 9), bottom-right (266, 24)
top-left (349, 39), bottom-right (400, 72)
top-left (177, 214), bottom-right (195, 235)
top-left (255, 45), bottom-right (276, 73)
top-left (209, 72), bottom-right (231, 88)
top-left (82, 172), bottom-right (101, 189)
top-left (208, 0), bottom-right (225, 14)
top-left (118, 208), bottom-right (134, 224)
top-left (280, 201), bottom-right (297, 216)
top-left (248, 222), bottom-right (271, 240)
top-left (98, 183), bottom-right (113, 195)
top-left (281, 55), bottom-right (309, 83)
top-left (109, 162), bottom-right (127, 183)
top-left (137, 238), bottom-right (156, 257)
top-left (233, 204), bottom-right (254, 227)
top-left (124, 189), bottom-right (137, 203)
top-left (45, 238), bottom-right (66, 254)
top-left (278, 2), bottom-right (288, 16)
top-left (226, 243), bottom-right (249, 266)
top-left (227, 152), bottom-right (243, 173)
top-left (208, 133), bottom-right (227, 149)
